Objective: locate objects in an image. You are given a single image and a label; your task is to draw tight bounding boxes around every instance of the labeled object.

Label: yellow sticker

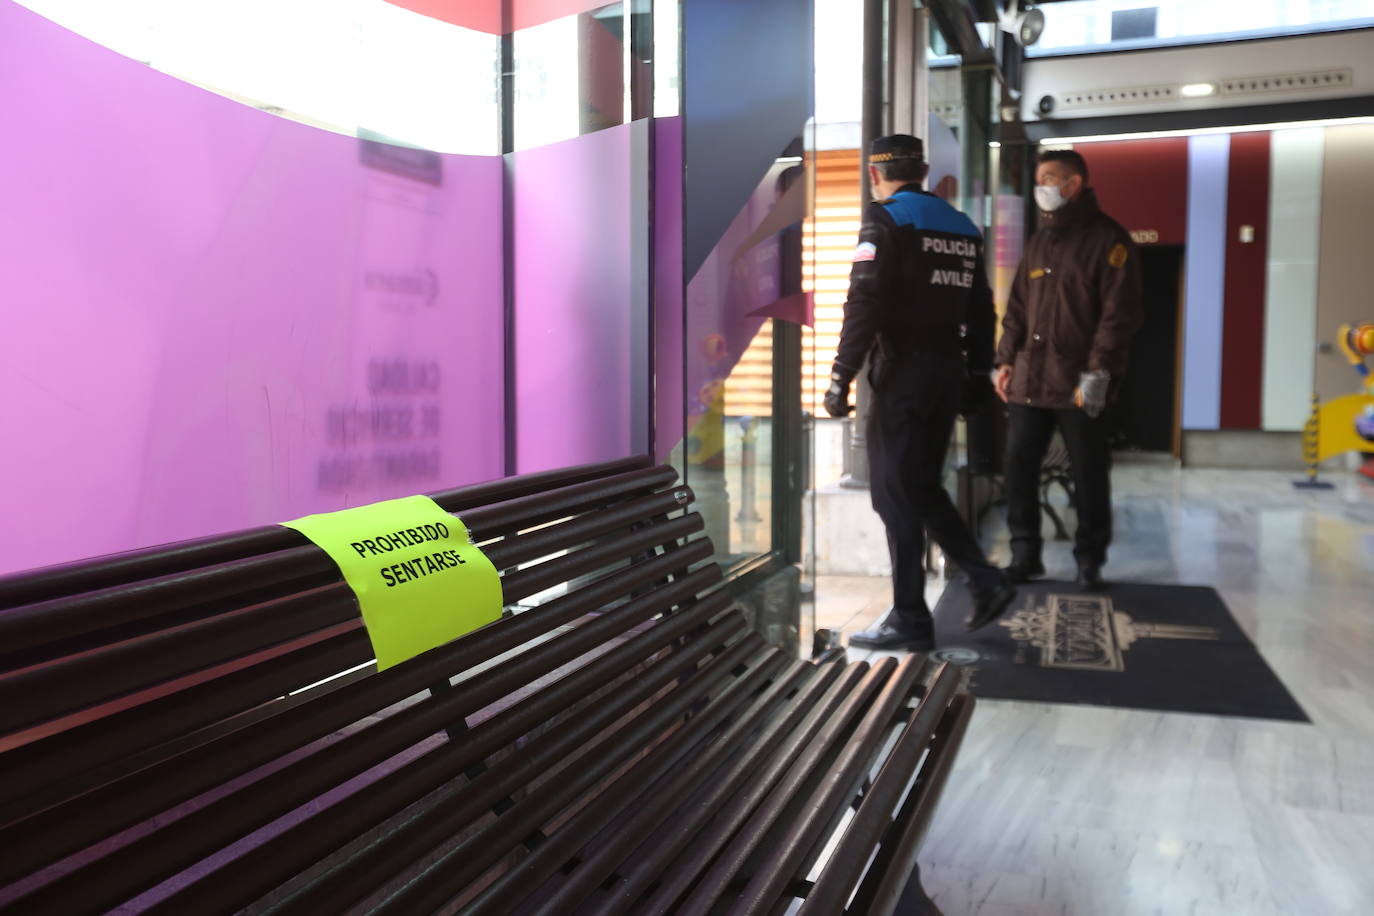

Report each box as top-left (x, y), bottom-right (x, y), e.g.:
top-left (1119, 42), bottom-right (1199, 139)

top-left (1029, 268), bottom-right (1046, 279)
top-left (283, 495), bottom-right (502, 670)
top-left (1108, 243), bottom-right (1129, 268)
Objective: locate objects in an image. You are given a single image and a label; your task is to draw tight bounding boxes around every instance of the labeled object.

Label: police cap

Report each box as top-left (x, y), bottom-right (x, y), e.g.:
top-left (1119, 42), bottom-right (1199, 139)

top-left (869, 134), bottom-right (924, 164)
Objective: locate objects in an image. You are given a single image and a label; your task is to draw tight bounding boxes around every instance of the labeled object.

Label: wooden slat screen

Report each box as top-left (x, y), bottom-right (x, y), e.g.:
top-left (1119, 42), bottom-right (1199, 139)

top-left (723, 149), bottom-right (862, 419)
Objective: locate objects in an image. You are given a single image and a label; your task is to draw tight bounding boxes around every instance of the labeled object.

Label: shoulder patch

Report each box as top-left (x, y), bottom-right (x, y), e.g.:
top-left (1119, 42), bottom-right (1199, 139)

top-left (1108, 242), bottom-right (1129, 268)
top-left (853, 241), bottom-right (877, 263)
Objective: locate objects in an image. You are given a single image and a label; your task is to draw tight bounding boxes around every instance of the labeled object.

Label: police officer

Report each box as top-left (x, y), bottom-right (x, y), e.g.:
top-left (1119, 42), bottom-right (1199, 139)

top-left (824, 134), bottom-right (1014, 651)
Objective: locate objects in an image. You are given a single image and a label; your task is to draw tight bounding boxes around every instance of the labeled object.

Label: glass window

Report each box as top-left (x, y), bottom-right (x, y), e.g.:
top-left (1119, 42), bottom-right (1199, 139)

top-left (686, 157), bottom-right (808, 565)
top-left (512, 2), bottom-right (660, 150)
top-left (14, 0), bottom-right (501, 153)
top-left (654, 0), bottom-right (680, 117)
top-left (512, 15), bottom-right (584, 149)
top-left (1029, 0), bottom-right (1374, 56)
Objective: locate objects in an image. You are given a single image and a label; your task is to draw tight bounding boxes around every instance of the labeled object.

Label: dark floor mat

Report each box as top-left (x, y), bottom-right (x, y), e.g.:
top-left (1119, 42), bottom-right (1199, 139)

top-left (930, 579), bottom-right (1309, 721)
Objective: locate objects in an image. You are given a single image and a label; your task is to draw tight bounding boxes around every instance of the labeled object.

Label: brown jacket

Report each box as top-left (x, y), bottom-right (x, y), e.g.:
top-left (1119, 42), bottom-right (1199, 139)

top-left (995, 188), bottom-right (1143, 410)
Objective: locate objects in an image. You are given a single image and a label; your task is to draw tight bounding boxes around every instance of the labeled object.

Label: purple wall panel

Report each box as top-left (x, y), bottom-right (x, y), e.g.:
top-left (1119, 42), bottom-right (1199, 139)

top-left (511, 123), bottom-right (640, 473)
top-left (654, 116), bottom-right (685, 462)
top-left (0, 3), bottom-right (505, 575)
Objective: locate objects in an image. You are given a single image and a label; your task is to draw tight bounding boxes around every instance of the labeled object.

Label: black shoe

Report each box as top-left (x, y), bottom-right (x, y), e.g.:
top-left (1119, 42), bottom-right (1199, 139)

top-left (849, 611), bottom-right (934, 652)
top-left (964, 578), bottom-right (1017, 632)
top-left (1004, 558), bottom-right (1045, 584)
top-left (1076, 564), bottom-right (1107, 591)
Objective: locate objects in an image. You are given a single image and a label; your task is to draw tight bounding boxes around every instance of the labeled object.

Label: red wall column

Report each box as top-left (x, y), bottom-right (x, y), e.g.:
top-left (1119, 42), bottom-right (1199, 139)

top-left (1078, 137), bottom-right (1188, 246)
top-left (1219, 132), bottom-right (1271, 430)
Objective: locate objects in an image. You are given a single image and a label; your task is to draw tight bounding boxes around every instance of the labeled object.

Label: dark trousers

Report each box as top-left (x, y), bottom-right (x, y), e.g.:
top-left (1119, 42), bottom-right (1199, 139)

top-left (867, 359), bottom-right (998, 625)
top-left (1004, 404), bottom-right (1112, 567)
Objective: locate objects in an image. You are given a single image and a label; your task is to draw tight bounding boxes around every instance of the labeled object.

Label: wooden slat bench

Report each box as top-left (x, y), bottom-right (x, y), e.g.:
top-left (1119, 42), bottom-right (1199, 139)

top-left (0, 456), bottom-right (974, 915)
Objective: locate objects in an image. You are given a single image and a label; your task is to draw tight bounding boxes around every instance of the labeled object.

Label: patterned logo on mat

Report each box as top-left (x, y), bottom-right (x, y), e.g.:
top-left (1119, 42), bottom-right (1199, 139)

top-left (1000, 593), bottom-right (1219, 672)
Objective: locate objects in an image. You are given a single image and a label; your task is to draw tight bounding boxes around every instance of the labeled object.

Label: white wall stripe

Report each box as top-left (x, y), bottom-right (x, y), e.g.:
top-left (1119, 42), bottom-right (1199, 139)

top-left (1262, 128), bottom-right (1324, 431)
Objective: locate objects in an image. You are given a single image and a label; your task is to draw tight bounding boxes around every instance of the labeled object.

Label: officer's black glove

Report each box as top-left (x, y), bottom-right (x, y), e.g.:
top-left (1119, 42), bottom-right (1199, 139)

top-left (823, 369), bottom-right (854, 418)
top-left (959, 372), bottom-right (995, 418)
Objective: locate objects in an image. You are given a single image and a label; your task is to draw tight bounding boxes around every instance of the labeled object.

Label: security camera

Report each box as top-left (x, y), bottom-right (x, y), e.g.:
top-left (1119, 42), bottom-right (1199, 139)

top-left (1000, 1), bottom-right (1045, 47)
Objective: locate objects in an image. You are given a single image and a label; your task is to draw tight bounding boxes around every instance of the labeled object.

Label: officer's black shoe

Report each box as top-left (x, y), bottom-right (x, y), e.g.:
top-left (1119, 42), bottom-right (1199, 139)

top-left (964, 577), bottom-right (1017, 632)
top-left (1076, 564), bottom-right (1107, 591)
top-left (849, 611), bottom-right (934, 652)
top-left (1004, 558), bottom-right (1045, 584)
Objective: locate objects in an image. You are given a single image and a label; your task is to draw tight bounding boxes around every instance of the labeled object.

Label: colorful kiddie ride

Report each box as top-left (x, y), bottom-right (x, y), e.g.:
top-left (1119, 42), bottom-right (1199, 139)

top-left (1297, 321), bottom-right (1374, 487)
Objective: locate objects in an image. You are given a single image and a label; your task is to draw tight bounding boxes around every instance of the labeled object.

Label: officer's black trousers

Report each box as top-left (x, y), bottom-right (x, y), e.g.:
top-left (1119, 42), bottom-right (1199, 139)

top-left (866, 359), bottom-right (999, 625)
top-left (1004, 404), bottom-right (1112, 568)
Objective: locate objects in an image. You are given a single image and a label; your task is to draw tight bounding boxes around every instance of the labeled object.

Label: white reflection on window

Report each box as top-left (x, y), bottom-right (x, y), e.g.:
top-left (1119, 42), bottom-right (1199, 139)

top-left (15, 0), bottom-right (500, 154)
top-left (813, 0), bottom-right (862, 126)
top-left (654, 0), bottom-right (680, 117)
top-left (511, 15), bottom-right (580, 150)
top-left (1033, 0), bottom-right (1374, 52)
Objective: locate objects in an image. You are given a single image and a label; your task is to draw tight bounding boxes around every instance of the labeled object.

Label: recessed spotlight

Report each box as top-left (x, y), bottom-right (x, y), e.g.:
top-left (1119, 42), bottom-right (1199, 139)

top-left (1181, 83), bottom-right (1217, 98)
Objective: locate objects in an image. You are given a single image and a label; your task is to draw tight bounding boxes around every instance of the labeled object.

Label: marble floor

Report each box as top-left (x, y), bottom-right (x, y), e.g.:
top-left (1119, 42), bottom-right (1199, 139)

top-left (812, 465), bottom-right (1374, 916)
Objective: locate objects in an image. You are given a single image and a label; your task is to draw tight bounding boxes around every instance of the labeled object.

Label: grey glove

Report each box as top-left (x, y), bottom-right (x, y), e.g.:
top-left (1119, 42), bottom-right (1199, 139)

top-left (823, 370), bottom-right (853, 418)
top-left (1074, 370), bottom-right (1110, 418)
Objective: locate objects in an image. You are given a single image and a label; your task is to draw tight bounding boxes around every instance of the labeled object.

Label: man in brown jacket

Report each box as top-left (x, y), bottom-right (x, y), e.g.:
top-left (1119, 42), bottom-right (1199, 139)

top-left (993, 149), bottom-right (1142, 590)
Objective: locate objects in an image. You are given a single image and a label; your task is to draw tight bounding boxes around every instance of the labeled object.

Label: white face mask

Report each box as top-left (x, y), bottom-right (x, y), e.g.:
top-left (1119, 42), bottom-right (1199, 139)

top-left (1034, 183), bottom-right (1068, 212)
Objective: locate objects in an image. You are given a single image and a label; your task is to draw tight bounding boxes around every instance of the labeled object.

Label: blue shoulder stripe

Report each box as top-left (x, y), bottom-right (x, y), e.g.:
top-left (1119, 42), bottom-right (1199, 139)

top-left (881, 191), bottom-right (980, 238)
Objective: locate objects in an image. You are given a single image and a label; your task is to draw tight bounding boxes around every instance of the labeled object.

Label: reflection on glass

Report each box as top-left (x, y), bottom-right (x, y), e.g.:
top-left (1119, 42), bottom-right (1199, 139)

top-left (513, 15), bottom-right (582, 148)
top-left (16, 0), bottom-right (501, 153)
top-left (1031, 0), bottom-right (1374, 54)
top-left (653, 0), bottom-right (680, 117)
top-left (687, 156), bottom-right (807, 564)
top-left (514, 2), bottom-right (659, 151)
top-left (0, 2), bottom-right (507, 573)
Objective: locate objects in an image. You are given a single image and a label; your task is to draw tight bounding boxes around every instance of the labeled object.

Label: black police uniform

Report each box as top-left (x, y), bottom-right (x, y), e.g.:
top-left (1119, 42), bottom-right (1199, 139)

top-left (825, 138), bottom-right (1010, 647)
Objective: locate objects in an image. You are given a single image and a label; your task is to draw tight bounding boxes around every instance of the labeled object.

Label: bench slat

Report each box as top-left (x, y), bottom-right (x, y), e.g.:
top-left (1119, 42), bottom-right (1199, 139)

top-left (0, 583), bottom-right (357, 736)
top-left (848, 692), bottom-right (976, 915)
top-left (463, 655), bottom-right (814, 915)
top-left (589, 660), bottom-right (875, 916)
top-left (0, 563), bottom-right (724, 895)
top-left (1, 533), bottom-right (717, 820)
top-left (0, 500), bottom-right (703, 745)
top-left (256, 611), bottom-right (754, 916)
top-left (0, 456), bottom-right (654, 610)
top-left (368, 638), bottom-right (783, 916)
top-left (729, 655), bottom-right (931, 915)
top-left (667, 656), bottom-right (916, 915)
top-left (798, 660), bottom-right (963, 915)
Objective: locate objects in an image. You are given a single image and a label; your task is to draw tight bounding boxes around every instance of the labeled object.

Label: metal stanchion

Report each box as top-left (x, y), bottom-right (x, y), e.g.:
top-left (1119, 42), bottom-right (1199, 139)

top-left (840, 0), bottom-right (885, 491)
top-left (736, 416), bottom-right (763, 522)
top-left (1294, 391), bottom-right (1334, 489)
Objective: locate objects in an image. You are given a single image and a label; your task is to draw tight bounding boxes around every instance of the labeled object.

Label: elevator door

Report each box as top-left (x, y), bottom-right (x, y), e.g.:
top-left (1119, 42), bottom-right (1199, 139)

top-left (1114, 245), bottom-right (1182, 453)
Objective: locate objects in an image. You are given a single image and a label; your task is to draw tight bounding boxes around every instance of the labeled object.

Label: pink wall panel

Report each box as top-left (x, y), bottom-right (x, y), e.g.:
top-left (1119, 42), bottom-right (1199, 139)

top-left (0, 3), bottom-right (505, 575)
top-left (511, 123), bottom-right (644, 473)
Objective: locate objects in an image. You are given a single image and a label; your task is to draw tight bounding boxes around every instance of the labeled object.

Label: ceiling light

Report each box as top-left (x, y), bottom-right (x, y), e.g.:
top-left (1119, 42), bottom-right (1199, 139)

top-left (1180, 83), bottom-right (1217, 98)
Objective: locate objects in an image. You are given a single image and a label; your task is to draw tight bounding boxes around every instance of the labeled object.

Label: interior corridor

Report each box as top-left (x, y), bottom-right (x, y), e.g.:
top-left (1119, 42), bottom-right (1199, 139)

top-left (817, 465), bottom-right (1374, 915)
